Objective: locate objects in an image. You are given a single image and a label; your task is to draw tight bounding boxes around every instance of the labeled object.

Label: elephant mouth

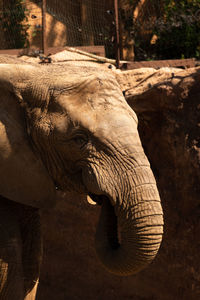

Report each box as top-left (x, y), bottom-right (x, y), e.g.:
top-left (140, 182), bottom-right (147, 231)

top-left (88, 193), bottom-right (120, 250)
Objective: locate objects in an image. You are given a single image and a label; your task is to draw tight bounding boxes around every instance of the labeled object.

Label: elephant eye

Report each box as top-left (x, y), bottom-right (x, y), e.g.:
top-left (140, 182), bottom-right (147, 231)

top-left (72, 134), bottom-right (88, 149)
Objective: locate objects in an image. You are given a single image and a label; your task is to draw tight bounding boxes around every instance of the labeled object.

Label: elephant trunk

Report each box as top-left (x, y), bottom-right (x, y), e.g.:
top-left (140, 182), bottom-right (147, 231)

top-left (95, 166), bottom-right (163, 276)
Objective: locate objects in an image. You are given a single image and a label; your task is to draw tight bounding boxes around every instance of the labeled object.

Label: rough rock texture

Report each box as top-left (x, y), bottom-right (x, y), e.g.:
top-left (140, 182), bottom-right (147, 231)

top-left (36, 67), bottom-right (200, 300)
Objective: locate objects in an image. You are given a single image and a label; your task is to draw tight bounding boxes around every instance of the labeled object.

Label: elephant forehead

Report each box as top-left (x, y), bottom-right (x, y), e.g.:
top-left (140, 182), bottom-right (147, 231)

top-left (52, 73), bottom-right (138, 138)
top-left (66, 101), bottom-right (138, 141)
top-left (94, 111), bottom-right (139, 142)
top-left (55, 72), bottom-right (125, 108)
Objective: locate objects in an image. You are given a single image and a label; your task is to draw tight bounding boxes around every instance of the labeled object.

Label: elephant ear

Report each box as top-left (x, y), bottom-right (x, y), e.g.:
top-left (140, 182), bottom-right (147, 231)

top-left (0, 64), bottom-right (56, 208)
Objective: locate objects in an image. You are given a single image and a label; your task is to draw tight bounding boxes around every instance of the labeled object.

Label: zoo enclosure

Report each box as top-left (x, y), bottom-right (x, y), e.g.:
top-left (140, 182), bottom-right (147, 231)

top-left (0, 0), bottom-right (199, 67)
top-left (0, 0), bottom-right (117, 57)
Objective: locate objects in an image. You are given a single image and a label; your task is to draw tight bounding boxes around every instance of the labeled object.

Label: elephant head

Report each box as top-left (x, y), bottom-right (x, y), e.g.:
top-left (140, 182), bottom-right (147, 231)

top-left (0, 64), bottom-right (163, 276)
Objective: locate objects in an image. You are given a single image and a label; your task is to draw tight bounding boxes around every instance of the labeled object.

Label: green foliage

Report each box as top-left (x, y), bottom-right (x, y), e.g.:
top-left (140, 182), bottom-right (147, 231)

top-left (1, 0), bottom-right (30, 49)
top-left (153, 0), bottom-right (200, 59)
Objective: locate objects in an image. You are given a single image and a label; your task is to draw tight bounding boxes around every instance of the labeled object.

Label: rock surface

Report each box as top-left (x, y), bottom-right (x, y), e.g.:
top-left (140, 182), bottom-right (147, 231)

top-left (36, 67), bottom-right (200, 300)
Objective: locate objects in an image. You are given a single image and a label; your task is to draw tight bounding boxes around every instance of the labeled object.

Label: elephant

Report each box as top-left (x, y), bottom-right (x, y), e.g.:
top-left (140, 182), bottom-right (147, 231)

top-left (0, 61), bottom-right (163, 299)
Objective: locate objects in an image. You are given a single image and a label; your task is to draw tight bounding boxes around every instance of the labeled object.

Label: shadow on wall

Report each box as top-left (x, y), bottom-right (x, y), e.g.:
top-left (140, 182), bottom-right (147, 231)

top-left (46, 16), bottom-right (67, 48)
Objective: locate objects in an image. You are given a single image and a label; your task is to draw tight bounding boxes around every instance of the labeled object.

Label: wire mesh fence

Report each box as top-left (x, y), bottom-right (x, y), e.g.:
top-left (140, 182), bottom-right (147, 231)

top-left (0, 0), bottom-right (200, 62)
top-left (121, 0), bottom-right (200, 61)
top-left (0, 0), bottom-right (116, 57)
top-left (45, 0), bottom-right (117, 57)
top-left (47, 0), bottom-right (106, 46)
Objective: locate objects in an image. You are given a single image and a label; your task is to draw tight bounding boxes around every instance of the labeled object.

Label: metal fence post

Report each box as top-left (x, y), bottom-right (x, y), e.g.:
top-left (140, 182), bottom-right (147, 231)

top-left (114, 0), bottom-right (120, 68)
top-left (42, 0), bottom-right (47, 55)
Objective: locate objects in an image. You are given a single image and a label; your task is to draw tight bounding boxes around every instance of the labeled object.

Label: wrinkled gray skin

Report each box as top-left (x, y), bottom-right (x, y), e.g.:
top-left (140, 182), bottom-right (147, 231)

top-left (0, 63), bottom-right (163, 299)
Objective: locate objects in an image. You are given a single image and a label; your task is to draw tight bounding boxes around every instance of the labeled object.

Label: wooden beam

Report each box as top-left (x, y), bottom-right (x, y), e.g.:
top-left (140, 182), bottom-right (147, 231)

top-left (114, 0), bottom-right (120, 68)
top-left (42, 0), bottom-right (47, 55)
